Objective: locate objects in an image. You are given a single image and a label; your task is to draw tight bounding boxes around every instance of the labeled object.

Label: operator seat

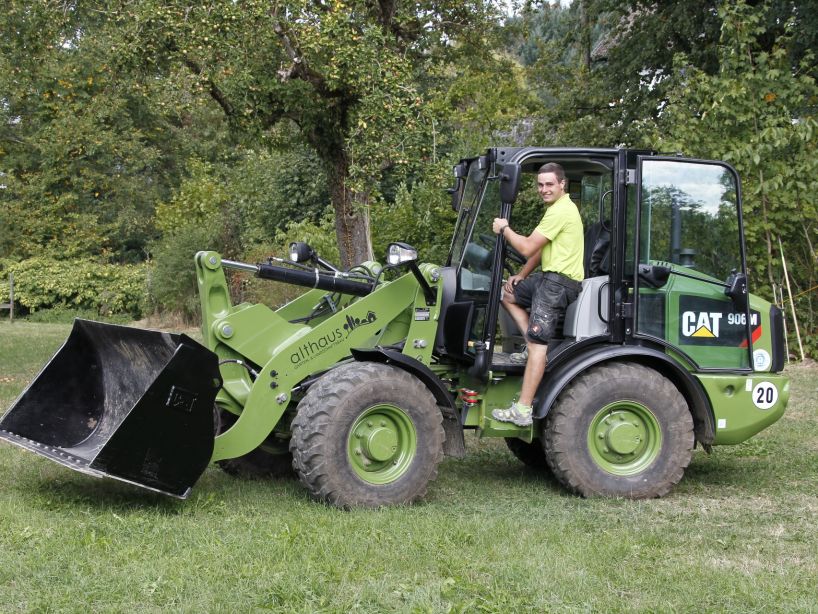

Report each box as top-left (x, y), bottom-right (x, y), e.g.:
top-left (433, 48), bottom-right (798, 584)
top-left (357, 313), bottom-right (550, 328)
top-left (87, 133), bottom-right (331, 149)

top-left (562, 220), bottom-right (612, 341)
top-left (583, 220), bottom-right (610, 278)
top-left (498, 220), bottom-right (612, 353)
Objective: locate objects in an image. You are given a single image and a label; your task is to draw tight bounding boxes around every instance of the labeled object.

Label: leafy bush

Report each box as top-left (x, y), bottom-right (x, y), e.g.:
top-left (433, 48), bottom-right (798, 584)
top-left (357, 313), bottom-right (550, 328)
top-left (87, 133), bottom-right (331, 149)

top-left (25, 306), bottom-right (133, 325)
top-left (371, 179), bottom-right (457, 266)
top-left (0, 258), bottom-right (145, 317)
top-left (144, 225), bottom-right (219, 322)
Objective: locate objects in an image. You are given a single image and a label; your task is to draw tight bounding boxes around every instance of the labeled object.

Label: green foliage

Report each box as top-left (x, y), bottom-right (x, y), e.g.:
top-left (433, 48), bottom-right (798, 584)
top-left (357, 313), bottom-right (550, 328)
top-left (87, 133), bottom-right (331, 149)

top-left (656, 0), bottom-right (818, 356)
top-left (275, 209), bottom-right (341, 266)
top-left (0, 3), bottom-right (164, 262)
top-left (226, 145), bottom-right (329, 248)
top-left (371, 176), bottom-right (458, 266)
top-left (145, 147), bottom-right (331, 319)
top-left (101, 0), bottom-right (513, 265)
top-left (145, 226), bottom-right (220, 322)
top-left (155, 159), bottom-right (228, 235)
top-left (0, 258), bottom-right (145, 317)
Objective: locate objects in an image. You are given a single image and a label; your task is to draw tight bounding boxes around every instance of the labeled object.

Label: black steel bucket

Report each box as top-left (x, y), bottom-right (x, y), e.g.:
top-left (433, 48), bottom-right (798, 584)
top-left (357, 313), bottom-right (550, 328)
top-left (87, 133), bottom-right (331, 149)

top-left (0, 319), bottom-right (221, 498)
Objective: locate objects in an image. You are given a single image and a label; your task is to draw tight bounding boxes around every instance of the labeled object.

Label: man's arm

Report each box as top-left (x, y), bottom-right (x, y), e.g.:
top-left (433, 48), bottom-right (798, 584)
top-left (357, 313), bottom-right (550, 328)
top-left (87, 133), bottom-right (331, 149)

top-left (492, 217), bottom-right (549, 258)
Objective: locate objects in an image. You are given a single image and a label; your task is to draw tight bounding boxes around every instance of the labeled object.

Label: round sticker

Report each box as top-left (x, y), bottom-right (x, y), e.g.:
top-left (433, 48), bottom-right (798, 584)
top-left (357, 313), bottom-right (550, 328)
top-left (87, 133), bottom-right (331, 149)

top-left (752, 382), bottom-right (778, 410)
top-left (753, 349), bottom-right (771, 371)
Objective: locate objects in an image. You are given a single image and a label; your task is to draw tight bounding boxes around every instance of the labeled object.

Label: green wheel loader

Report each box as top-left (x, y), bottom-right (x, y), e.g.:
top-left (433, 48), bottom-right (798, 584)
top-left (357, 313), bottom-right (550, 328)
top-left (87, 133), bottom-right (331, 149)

top-left (0, 147), bottom-right (790, 506)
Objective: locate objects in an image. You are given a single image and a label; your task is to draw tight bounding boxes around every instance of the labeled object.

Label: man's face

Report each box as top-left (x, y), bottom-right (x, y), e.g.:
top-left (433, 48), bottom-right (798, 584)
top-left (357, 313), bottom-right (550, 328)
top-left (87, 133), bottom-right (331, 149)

top-left (537, 172), bottom-right (566, 205)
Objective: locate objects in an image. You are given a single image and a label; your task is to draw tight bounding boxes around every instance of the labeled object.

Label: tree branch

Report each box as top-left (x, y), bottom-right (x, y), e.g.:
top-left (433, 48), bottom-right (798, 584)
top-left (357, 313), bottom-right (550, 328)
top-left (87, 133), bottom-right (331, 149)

top-left (181, 57), bottom-right (235, 118)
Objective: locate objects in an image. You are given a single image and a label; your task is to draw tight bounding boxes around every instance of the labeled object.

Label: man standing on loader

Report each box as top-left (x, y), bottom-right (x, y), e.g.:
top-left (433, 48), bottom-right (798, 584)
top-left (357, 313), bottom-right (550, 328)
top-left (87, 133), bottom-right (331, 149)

top-left (490, 162), bottom-right (585, 426)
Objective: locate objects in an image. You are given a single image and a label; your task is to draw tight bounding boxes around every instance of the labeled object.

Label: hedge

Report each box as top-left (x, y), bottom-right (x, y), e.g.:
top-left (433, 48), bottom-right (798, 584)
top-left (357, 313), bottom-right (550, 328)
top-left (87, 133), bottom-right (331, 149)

top-left (0, 257), bottom-right (146, 317)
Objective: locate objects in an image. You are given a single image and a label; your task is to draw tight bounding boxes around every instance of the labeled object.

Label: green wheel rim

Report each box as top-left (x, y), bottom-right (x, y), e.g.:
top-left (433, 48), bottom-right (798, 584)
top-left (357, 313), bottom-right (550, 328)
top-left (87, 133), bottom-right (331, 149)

top-left (347, 404), bottom-right (417, 484)
top-left (587, 401), bottom-right (662, 476)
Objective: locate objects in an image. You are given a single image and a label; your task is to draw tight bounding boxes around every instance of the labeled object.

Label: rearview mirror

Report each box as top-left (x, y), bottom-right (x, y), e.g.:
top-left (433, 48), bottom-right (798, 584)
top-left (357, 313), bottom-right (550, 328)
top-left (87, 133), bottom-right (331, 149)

top-left (499, 164), bottom-right (521, 205)
top-left (448, 162), bottom-right (467, 212)
top-left (725, 271), bottom-right (748, 312)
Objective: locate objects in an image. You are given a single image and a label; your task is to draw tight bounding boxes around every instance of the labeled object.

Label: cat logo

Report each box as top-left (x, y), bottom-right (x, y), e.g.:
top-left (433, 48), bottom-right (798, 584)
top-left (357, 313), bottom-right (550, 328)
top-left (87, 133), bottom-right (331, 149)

top-left (678, 295), bottom-right (760, 348)
top-left (682, 311), bottom-right (723, 338)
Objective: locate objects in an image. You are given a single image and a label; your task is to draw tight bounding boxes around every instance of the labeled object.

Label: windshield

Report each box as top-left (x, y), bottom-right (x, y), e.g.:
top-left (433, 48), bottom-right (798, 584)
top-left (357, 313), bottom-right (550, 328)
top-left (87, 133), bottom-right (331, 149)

top-left (447, 159), bottom-right (488, 267)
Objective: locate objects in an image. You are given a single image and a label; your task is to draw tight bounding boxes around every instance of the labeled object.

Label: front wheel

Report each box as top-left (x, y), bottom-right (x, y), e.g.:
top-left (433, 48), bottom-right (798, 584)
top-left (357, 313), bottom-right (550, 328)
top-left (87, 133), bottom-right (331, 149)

top-left (290, 362), bottom-right (444, 508)
top-left (543, 363), bottom-right (694, 498)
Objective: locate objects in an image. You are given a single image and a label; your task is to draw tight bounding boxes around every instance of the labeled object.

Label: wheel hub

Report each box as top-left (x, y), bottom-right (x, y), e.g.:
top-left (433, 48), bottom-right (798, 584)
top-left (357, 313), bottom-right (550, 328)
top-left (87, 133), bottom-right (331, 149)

top-left (603, 418), bottom-right (642, 455)
top-left (588, 401), bottom-right (662, 476)
top-left (348, 404), bottom-right (417, 484)
top-left (359, 424), bottom-right (399, 462)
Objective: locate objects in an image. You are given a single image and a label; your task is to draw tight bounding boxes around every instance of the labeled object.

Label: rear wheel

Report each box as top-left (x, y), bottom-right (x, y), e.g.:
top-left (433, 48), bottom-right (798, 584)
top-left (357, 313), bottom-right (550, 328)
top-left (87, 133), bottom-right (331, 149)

top-left (543, 363), bottom-right (694, 498)
top-left (290, 362), bottom-right (444, 508)
top-left (505, 437), bottom-right (547, 470)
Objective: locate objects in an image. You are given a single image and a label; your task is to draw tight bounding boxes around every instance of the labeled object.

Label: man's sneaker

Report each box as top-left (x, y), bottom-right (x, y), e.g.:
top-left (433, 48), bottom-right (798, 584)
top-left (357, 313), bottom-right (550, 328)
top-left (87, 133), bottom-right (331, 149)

top-left (509, 346), bottom-right (528, 364)
top-left (491, 402), bottom-right (533, 427)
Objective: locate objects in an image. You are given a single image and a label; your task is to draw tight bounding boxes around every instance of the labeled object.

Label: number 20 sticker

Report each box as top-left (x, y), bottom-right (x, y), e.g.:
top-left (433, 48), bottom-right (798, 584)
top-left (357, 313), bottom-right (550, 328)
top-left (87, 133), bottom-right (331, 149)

top-left (752, 382), bottom-right (778, 410)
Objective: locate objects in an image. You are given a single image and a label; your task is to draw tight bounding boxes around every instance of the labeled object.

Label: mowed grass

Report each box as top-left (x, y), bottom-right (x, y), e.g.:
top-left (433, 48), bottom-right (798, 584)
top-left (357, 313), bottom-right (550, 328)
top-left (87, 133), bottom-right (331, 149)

top-left (1, 321), bottom-right (817, 612)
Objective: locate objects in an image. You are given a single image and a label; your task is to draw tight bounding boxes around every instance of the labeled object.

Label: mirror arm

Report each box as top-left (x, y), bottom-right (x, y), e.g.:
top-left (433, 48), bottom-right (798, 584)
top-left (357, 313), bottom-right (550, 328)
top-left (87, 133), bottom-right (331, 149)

top-left (408, 261), bottom-right (436, 306)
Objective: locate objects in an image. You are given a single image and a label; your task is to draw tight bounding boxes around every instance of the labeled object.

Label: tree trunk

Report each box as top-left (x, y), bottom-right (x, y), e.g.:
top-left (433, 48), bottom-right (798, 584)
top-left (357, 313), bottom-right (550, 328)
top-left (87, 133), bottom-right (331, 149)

top-left (326, 150), bottom-right (374, 268)
top-left (579, 0), bottom-right (591, 73)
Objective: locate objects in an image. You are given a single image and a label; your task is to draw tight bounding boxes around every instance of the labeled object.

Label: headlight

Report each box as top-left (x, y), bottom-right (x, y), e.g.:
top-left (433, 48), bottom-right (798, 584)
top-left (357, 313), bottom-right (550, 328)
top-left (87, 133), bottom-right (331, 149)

top-left (289, 242), bottom-right (313, 263)
top-left (387, 242), bottom-right (419, 266)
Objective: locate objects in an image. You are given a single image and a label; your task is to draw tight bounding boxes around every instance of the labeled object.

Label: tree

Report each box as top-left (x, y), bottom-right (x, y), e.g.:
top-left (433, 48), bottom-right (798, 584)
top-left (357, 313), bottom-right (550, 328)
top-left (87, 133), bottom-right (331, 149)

top-left (657, 0), bottom-right (818, 354)
top-left (103, 0), bottom-right (504, 267)
top-left (0, 1), bottom-right (240, 263)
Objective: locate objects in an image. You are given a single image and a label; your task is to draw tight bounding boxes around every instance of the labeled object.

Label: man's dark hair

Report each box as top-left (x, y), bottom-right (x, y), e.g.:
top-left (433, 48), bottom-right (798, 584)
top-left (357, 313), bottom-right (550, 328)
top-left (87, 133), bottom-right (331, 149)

top-left (538, 162), bottom-right (565, 183)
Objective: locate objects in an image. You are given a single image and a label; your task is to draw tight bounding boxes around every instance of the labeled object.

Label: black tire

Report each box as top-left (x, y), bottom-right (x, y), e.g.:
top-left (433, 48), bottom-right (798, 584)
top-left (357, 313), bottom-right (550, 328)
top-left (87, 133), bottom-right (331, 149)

top-left (505, 437), bottom-right (548, 470)
top-left (543, 362), bottom-right (694, 498)
top-left (215, 408), bottom-right (295, 479)
top-left (290, 362), bottom-right (444, 508)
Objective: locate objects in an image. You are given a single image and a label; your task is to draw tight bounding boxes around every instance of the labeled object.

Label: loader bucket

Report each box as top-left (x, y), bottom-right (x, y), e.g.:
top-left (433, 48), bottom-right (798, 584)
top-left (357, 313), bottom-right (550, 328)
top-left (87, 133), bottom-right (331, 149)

top-left (0, 319), bottom-right (222, 498)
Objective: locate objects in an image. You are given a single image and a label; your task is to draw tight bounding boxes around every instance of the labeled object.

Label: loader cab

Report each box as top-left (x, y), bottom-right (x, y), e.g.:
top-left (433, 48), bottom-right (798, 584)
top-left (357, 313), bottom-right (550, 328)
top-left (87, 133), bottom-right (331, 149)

top-left (438, 147), bottom-right (763, 380)
top-left (440, 148), bottom-right (618, 373)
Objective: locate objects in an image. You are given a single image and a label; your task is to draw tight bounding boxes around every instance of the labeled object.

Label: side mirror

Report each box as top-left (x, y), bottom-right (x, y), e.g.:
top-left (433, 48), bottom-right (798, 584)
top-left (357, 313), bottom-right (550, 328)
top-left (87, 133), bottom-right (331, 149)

top-left (638, 264), bottom-right (671, 288)
top-left (725, 270), bottom-right (748, 312)
top-left (499, 164), bottom-right (521, 205)
top-left (448, 162), bottom-right (467, 212)
top-left (453, 161), bottom-right (467, 180)
top-left (289, 242), bottom-right (314, 263)
top-left (386, 242), bottom-right (419, 266)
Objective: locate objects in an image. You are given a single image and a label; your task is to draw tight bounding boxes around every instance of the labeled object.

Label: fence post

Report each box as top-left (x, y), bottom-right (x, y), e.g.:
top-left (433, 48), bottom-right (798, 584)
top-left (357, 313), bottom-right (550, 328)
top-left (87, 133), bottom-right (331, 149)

top-left (1, 272), bottom-right (12, 323)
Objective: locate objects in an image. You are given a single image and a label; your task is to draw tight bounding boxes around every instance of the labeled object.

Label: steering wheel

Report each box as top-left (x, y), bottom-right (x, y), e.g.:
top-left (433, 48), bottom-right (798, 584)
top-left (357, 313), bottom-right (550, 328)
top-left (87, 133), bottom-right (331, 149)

top-left (477, 233), bottom-right (526, 275)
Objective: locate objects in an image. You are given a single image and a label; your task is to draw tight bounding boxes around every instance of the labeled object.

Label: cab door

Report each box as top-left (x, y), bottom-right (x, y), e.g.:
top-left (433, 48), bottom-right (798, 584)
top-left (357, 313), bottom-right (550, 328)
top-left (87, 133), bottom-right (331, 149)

top-left (633, 157), bottom-right (754, 370)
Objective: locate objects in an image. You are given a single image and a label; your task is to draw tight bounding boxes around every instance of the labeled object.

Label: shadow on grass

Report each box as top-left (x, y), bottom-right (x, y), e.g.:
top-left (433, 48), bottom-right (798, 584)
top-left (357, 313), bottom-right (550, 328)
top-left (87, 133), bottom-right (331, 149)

top-left (29, 475), bottom-right (182, 513)
top-left (25, 466), bottom-right (314, 515)
top-left (15, 440), bottom-right (789, 513)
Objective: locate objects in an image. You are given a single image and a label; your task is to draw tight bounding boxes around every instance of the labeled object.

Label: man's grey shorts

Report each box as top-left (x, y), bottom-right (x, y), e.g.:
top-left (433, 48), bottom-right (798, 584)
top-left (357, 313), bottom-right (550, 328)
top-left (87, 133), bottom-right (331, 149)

top-left (510, 271), bottom-right (582, 345)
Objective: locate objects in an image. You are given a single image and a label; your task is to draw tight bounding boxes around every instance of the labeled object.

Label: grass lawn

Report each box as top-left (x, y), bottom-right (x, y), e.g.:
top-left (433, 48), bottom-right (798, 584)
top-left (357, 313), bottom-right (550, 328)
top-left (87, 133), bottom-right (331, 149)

top-left (1, 321), bottom-right (817, 612)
